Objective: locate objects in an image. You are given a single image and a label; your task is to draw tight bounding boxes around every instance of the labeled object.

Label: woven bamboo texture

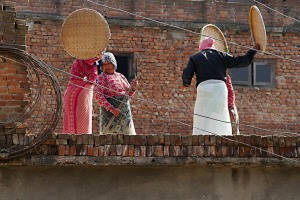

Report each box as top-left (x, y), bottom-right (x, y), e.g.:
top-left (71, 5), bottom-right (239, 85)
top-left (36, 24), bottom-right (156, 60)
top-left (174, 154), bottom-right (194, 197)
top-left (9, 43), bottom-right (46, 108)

top-left (61, 8), bottom-right (110, 59)
top-left (249, 5), bottom-right (267, 51)
top-left (200, 24), bottom-right (229, 53)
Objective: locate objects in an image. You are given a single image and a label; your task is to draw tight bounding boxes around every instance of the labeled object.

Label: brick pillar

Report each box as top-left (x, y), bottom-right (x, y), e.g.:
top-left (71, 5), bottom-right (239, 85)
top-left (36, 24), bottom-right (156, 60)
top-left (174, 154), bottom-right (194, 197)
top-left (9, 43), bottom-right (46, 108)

top-left (0, 1), bottom-right (29, 148)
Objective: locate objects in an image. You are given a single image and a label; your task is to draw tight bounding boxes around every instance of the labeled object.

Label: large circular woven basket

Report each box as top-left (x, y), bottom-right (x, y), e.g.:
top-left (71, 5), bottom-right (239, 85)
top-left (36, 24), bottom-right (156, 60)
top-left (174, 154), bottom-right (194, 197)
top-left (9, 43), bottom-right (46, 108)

top-left (61, 8), bottom-right (110, 60)
top-left (249, 5), bottom-right (267, 51)
top-left (199, 24), bottom-right (229, 53)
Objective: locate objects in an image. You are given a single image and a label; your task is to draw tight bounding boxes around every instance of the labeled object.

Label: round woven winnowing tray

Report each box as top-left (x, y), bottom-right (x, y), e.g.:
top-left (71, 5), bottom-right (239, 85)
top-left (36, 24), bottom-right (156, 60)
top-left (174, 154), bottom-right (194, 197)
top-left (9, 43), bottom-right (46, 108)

top-left (249, 5), bottom-right (267, 51)
top-left (200, 24), bottom-right (228, 53)
top-left (61, 8), bottom-right (110, 59)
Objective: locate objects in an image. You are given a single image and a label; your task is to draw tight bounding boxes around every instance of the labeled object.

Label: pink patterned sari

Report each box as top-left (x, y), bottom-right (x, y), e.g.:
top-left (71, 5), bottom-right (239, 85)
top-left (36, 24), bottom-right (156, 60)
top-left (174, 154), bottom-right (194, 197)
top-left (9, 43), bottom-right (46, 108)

top-left (63, 59), bottom-right (98, 134)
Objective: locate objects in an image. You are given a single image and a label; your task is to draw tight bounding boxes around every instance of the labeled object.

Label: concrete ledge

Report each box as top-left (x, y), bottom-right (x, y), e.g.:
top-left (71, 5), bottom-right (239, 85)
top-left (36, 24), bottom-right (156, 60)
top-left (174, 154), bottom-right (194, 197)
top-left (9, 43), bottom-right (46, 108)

top-left (1, 164), bottom-right (299, 200)
top-left (1, 155), bottom-right (299, 167)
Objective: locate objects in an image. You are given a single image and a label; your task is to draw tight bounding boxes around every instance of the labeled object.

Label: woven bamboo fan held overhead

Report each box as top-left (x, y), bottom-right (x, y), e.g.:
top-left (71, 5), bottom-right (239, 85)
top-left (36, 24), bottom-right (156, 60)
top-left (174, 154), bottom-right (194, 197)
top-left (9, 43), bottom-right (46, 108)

top-left (199, 24), bottom-right (229, 53)
top-left (249, 5), bottom-right (267, 51)
top-left (61, 8), bottom-right (110, 60)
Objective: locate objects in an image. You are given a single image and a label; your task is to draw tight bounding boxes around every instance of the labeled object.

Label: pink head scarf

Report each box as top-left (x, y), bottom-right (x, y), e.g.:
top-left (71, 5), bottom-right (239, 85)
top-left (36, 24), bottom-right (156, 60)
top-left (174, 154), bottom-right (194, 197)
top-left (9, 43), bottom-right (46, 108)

top-left (199, 37), bottom-right (215, 51)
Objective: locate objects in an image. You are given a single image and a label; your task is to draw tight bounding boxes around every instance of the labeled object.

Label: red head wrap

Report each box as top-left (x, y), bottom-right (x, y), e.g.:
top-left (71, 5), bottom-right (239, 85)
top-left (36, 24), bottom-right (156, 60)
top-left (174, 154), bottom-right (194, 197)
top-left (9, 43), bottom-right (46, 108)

top-left (199, 37), bottom-right (215, 51)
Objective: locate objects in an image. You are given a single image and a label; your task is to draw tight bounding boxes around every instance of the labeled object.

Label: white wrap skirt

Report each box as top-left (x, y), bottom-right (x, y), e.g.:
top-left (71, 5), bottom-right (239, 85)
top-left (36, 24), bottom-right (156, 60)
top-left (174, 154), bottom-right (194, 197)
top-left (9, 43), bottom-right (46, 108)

top-left (193, 80), bottom-right (232, 135)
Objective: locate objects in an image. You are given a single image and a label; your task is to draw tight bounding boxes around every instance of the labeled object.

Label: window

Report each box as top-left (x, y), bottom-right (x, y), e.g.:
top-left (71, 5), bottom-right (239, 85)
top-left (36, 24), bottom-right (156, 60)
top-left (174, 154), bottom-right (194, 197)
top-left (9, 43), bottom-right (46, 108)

top-left (229, 61), bottom-right (274, 87)
top-left (114, 53), bottom-right (135, 82)
top-left (253, 62), bottom-right (273, 86)
top-left (229, 65), bottom-right (251, 85)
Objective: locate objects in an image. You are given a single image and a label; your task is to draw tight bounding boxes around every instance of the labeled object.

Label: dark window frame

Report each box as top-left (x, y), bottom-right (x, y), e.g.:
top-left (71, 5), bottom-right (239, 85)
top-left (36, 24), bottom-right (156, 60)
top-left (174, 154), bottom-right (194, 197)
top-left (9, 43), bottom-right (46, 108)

top-left (113, 52), bottom-right (135, 82)
top-left (253, 61), bottom-right (274, 86)
top-left (229, 60), bottom-right (275, 88)
top-left (229, 64), bottom-right (252, 86)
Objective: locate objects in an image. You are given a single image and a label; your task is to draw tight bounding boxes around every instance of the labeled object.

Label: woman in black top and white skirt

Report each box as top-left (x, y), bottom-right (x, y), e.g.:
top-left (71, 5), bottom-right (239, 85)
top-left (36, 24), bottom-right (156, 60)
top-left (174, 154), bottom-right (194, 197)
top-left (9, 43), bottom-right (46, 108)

top-left (182, 37), bottom-right (260, 135)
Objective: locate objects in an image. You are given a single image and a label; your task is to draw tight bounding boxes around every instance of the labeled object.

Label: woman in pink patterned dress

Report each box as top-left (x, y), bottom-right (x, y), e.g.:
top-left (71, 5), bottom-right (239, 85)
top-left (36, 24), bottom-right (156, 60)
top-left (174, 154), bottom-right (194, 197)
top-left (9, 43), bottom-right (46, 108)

top-left (94, 52), bottom-right (138, 135)
top-left (63, 57), bottom-right (99, 134)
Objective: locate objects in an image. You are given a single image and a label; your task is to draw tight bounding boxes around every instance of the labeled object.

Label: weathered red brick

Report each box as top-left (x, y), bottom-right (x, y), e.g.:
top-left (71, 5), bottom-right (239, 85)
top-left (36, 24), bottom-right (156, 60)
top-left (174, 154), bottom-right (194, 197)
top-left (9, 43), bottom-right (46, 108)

top-left (164, 135), bottom-right (171, 145)
top-left (88, 134), bottom-right (94, 145)
top-left (117, 134), bottom-right (124, 144)
top-left (92, 147), bottom-right (98, 157)
top-left (106, 134), bottom-right (113, 145)
top-left (154, 145), bottom-right (163, 157)
top-left (99, 146), bottom-right (105, 156)
top-left (69, 145), bottom-right (76, 156)
top-left (112, 134), bottom-right (118, 145)
top-left (192, 135), bottom-right (199, 146)
top-left (56, 139), bottom-right (67, 145)
top-left (181, 136), bottom-right (188, 146)
top-left (122, 145), bottom-right (129, 156)
top-left (174, 135), bottom-right (181, 146)
top-left (216, 146), bottom-right (222, 157)
top-left (187, 146), bottom-right (193, 157)
top-left (221, 146), bottom-right (227, 157)
top-left (233, 146), bottom-right (239, 157)
top-left (215, 136), bottom-right (222, 146)
top-left (267, 136), bottom-right (274, 147)
top-left (76, 135), bottom-right (83, 145)
top-left (116, 145), bottom-right (123, 156)
top-left (140, 146), bottom-right (146, 157)
top-left (94, 135), bottom-right (100, 146)
top-left (129, 135), bottom-right (135, 145)
top-left (147, 135), bottom-right (158, 145)
top-left (158, 134), bottom-right (164, 145)
top-left (210, 135), bottom-right (216, 146)
top-left (104, 145), bottom-right (110, 156)
top-left (64, 145), bottom-right (70, 156)
top-left (99, 135), bottom-right (106, 145)
top-left (81, 135), bottom-right (88, 145)
top-left (123, 135), bottom-right (130, 145)
top-left (204, 146), bottom-right (210, 157)
top-left (204, 135), bottom-right (210, 146)
top-left (110, 145), bottom-right (116, 156)
top-left (262, 147), bottom-right (268, 157)
top-left (239, 146), bottom-right (245, 157)
top-left (134, 146), bottom-right (140, 157)
top-left (57, 134), bottom-right (69, 139)
top-left (87, 145), bottom-right (93, 156)
top-left (58, 145), bottom-right (65, 156)
top-left (146, 146), bottom-right (154, 157)
top-left (279, 137), bottom-right (286, 147)
top-left (134, 135), bottom-right (143, 145)
top-left (210, 146), bottom-right (216, 157)
top-left (128, 145), bottom-right (134, 157)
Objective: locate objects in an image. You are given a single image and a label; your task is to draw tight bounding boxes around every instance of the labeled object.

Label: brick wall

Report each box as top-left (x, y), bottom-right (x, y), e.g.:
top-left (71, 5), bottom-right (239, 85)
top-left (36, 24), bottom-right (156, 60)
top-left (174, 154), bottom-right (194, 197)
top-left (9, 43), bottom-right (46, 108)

top-left (31, 134), bottom-right (300, 161)
top-left (2, 0), bottom-right (298, 135)
top-left (12, 0), bottom-right (300, 26)
top-left (0, 1), bottom-right (28, 121)
top-left (0, 1), bottom-right (30, 150)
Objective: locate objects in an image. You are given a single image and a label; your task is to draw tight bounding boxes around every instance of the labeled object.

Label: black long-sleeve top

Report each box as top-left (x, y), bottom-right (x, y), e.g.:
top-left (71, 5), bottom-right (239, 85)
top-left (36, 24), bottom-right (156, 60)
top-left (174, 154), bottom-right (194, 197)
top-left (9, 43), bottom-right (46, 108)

top-left (182, 49), bottom-right (257, 88)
